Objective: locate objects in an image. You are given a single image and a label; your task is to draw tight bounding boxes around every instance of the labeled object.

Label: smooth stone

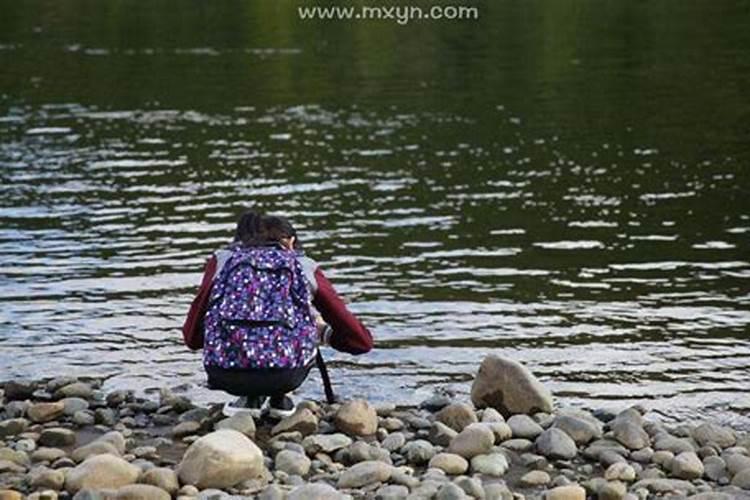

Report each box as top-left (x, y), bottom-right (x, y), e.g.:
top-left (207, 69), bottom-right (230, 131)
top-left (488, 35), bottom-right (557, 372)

top-left (62, 398), bottom-right (90, 416)
top-left (731, 468), bottom-right (750, 489)
top-left (521, 470), bottom-right (551, 486)
top-left (703, 455), bottom-right (728, 482)
top-left (275, 450), bottom-right (311, 476)
top-left (502, 438), bottom-right (534, 452)
top-left (486, 422), bottom-right (513, 443)
top-left (258, 484), bottom-right (285, 500)
top-left (508, 414), bottom-right (544, 439)
top-left (71, 441), bottom-right (121, 463)
top-left (288, 482), bottom-right (345, 500)
top-left (172, 421), bottom-right (201, 438)
top-left (334, 400), bottom-right (378, 436)
top-left (429, 421), bottom-right (459, 447)
top-left (420, 393), bottom-right (454, 412)
top-left (654, 435), bottom-right (696, 454)
top-left (65, 454), bottom-right (140, 493)
top-left (29, 466), bottom-right (65, 489)
top-left (27, 402), bottom-right (66, 423)
top-left (605, 462), bottom-right (636, 482)
top-left (725, 453), bottom-right (750, 475)
top-left (553, 414), bottom-right (602, 445)
top-left (337, 460), bottom-right (392, 488)
top-left (436, 482), bottom-right (469, 500)
top-left (4, 380), bottom-right (36, 400)
top-left (39, 428), bottom-right (76, 447)
top-left (630, 447), bottom-right (654, 463)
top-left (671, 451), bottom-right (704, 480)
top-left (536, 428), bottom-right (578, 460)
top-left (692, 423), bottom-right (736, 449)
top-left (383, 432), bottom-right (406, 452)
top-left (612, 421), bottom-right (650, 450)
top-left (435, 404), bottom-right (478, 433)
top-left (113, 484), bottom-right (170, 500)
top-left (448, 423), bottom-right (495, 459)
top-left (215, 412), bottom-right (257, 438)
top-left (0, 419), bottom-right (29, 438)
top-left (544, 484), bottom-right (586, 500)
top-left (139, 467), bottom-right (180, 495)
top-left (481, 408), bottom-right (505, 423)
top-left (470, 453), bottom-right (509, 476)
top-left (73, 411), bottom-right (95, 426)
top-left (31, 447), bottom-right (67, 463)
top-left (454, 476), bottom-right (484, 499)
top-left (177, 430), bottom-right (266, 489)
top-left (375, 484), bottom-right (409, 500)
top-left (470, 354), bottom-right (553, 418)
top-left (429, 453), bottom-right (469, 475)
top-left (0, 459), bottom-right (25, 473)
top-left (403, 440), bottom-right (436, 465)
top-left (483, 482), bottom-right (513, 500)
top-left (382, 418), bottom-right (405, 431)
top-left (0, 491), bottom-right (24, 500)
top-left (0, 448), bottom-right (29, 466)
top-left (598, 481), bottom-right (627, 500)
top-left (302, 433), bottom-right (352, 455)
top-left (348, 440), bottom-right (391, 464)
top-left (271, 409), bottom-right (317, 436)
top-left (55, 382), bottom-right (93, 400)
top-left (631, 478), bottom-right (696, 494)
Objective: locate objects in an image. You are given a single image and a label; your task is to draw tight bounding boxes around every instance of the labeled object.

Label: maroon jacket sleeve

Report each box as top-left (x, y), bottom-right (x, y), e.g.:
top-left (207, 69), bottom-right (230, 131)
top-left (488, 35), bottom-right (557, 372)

top-left (313, 268), bottom-right (373, 355)
top-left (182, 256), bottom-right (217, 351)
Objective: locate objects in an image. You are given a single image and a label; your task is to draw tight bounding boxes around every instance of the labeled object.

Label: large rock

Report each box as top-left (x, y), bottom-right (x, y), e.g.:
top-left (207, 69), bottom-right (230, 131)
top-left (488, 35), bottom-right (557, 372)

top-left (27, 402), bottom-right (66, 423)
top-left (470, 355), bottom-right (553, 417)
top-left (435, 403), bottom-right (478, 432)
top-left (65, 454), bottom-right (140, 492)
top-left (448, 423), bottom-right (495, 459)
top-left (334, 400), bottom-right (378, 436)
top-left (337, 460), bottom-right (392, 488)
top-left (177, 429), bottom-right (265, 488)
top-left (536, 428), bottom-right (577, 460)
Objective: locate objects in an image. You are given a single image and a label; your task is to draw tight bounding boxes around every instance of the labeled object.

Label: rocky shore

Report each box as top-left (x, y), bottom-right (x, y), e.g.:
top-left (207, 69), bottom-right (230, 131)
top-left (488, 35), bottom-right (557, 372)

top-left (1, 355), bottom-right (749, 500)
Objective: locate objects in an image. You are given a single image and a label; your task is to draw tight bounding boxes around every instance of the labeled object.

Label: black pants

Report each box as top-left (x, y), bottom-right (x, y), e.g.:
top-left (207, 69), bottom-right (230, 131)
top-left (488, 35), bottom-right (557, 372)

top-left (206, 363), bottom-right (314, 398)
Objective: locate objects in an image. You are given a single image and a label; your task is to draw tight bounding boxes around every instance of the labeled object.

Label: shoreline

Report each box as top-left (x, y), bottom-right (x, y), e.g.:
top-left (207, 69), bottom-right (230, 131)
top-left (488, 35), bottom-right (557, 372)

top-left (1, 356), bottom-right (750, 499)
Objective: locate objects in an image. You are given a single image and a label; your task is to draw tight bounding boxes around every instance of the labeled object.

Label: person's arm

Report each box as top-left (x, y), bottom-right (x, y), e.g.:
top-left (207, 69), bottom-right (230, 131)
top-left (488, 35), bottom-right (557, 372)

top-left (182, 256), bottom-right (217, 351)
top-left (312, 268), bottom-right (373, 354)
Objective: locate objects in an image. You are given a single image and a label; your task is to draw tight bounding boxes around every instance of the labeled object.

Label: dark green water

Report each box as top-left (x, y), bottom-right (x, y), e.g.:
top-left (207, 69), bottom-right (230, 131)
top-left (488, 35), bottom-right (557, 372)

top-left (1, 1), bottom-right (749, 424)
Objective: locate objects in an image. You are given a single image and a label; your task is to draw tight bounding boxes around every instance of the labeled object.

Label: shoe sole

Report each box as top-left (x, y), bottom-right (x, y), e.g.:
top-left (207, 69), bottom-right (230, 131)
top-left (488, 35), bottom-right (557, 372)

top-left (222, 404), bottom-right (262, 419)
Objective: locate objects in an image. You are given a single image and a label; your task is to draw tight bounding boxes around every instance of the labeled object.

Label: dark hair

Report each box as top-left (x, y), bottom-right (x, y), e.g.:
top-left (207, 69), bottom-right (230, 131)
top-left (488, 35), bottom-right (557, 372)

top-left (261, 215), bottom-right (301, 250)
top-left (234, 209), bottom-right (262, 246)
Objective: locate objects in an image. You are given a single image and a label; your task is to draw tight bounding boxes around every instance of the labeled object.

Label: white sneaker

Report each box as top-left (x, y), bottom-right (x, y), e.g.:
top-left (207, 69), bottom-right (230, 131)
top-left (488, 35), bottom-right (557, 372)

top-left (264, 395), bottom-right (296, 419)
top-left (222, 396), bottom-right (266, 418)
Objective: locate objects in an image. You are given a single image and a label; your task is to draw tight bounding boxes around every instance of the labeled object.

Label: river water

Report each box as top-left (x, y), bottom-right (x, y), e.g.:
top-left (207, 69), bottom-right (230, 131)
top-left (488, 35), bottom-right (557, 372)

top-left (1, 1), bottom-right (749, 425)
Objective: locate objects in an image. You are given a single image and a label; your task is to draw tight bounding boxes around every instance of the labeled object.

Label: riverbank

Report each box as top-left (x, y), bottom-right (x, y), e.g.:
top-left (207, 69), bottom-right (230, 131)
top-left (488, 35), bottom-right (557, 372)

top-left (1, 355), bottom-right (749, 500)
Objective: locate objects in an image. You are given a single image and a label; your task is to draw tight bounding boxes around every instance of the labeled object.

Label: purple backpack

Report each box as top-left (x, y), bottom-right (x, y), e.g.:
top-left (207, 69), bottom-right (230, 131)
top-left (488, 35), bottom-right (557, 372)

top-left (203, 246), bottom-right (318, 370)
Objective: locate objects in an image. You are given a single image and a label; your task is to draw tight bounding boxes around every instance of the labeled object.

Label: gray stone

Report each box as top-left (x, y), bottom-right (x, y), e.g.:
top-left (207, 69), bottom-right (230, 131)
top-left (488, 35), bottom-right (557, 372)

top-left (436, 482), bottom-right (469, 500)
top-left (73, 410), bottom-right (95, 426)
top-left (536, 428), bottom-right (578, 460)
top-left (375, 484), bottom-right (409, 500)
top-left (732, 468), bottom-right (750, 489)
top-left (544, 484), bottom-right (586, 500)
top-left (631, 478), bottom-right (696, 495)
top-left (553, 414), bottom-right (602, 445)
top-left (598, 481), bottom-right (627, 500)
top-left (0, 418), bottom-right (29, 438)
top-left (612, 421), bottom-right (650, 450)
top-left (448, 423), bottom-right (495, 459)
top-left (692, 423), bottom-right (736, 449)
top-left (113, 484), bottom-right (170, 500)
top-left (382, 432), bottom-right (406, 452)
top-left (4, 380), bottom-right (36, 400)
top-left (62, 398), bottom-right (89, 416)
top-left (288, 482), bottom-right (344, 500)
top-left (671, 451), bottom-right (704, 480)
top-left (654, 434), bottom-right (696, 454)
top-left (302, 433), bottom-right (352, 455)
top-left (272, 409), bottom-right (317, 436)
top-left (403, 439), bottom-right (436, 465)
top-left (55, 382), bottom-right (93, 400)
top-left (725, 452), bottom-right (750, 475)
top-left (501, 438), bottom-right (534, 452)
top-left (275, 450), bottom-right (311, 476)
top-left (470, 453), bottom-right (509, 476)
top-left (521, 470), bottom-right (551, 486)
top-left (470, 355), bottom-right (553, 417)
top-left (508, 414), bottom-right (544, 439)
top-left (71, 441), bottom-right (121, 462)
top-left (604, 462), bottom-right (636, 482)
top-left (27, 402), bottom-right (66, 423)
top-left (483, 482), bottom-right (513, 500)
top-left (703, 455), bottom-right (728, 482)
top-left (337, 460), bottom-right (392, 488)
top-left (139, 467), bottom-right (180, 495)
top-left (429, 453), bottom-right (469, 475)
top-left (215, 412), bottom-right (256, 438)
top-left (454, 476), bottom-right (484, 499)
top-left (429, 421), bottom-right (459, 447)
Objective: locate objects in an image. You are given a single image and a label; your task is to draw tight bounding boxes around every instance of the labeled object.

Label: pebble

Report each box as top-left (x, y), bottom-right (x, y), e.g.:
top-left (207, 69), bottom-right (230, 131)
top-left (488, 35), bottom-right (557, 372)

top-left (429, 453), bottom-right (469, 475)
top-left (448, 423), bottom-right (495, 458)
top-left (275, 450), bottom-right (311, 476)
top-left (215, 413), bottom-right (257, 437)
top-left (470, 453), bottom-right (509, 476)
top-left (435, 403), bottom-right (478, 432)
top-left (271, 409), bottom-right (317, 436)
top-left (544, 484), bottom-right (586, 500)
top-left (671, 451), bottom-right (704, 479)
top-left (337, 460), bottom-right (393, 488)
top-left (521, 470), bottom-right (551, 486)
top-left (536, 428), bottom-right (578, 460)
top-left (335, 400), bottom-right (378, 436)
top-left (39, 428), bottom-right (76, 447)
top-left (508, 414), bottom-right (544, 439)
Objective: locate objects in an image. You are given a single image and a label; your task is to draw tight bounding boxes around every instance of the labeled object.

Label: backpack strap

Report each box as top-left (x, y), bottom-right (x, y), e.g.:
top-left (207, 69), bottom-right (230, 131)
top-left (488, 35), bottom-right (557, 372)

top-left (315, 349), bottom-right (336, 404)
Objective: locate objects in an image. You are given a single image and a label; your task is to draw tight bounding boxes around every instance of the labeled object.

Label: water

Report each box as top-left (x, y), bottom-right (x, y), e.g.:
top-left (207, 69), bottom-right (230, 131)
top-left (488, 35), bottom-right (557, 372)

top-left (1, 1), bottom-right (749, 426)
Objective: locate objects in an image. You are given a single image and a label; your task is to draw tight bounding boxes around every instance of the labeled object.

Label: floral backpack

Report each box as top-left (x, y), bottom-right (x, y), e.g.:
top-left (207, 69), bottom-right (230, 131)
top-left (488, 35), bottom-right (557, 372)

top-left (203, 246), bottom-right (318, 370)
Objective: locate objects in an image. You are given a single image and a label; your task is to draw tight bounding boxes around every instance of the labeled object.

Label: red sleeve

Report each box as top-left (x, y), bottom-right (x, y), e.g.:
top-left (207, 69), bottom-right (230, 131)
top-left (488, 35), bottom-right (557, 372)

top-left (182, 256), bottom-right (217, 351)
top-left (313, 268), bottom-right (373, 355)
